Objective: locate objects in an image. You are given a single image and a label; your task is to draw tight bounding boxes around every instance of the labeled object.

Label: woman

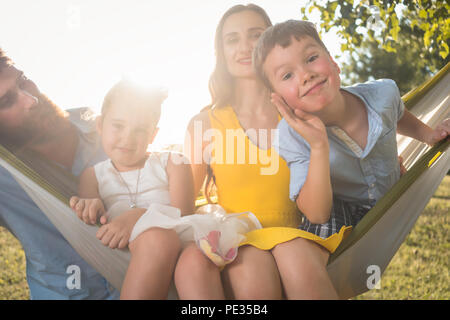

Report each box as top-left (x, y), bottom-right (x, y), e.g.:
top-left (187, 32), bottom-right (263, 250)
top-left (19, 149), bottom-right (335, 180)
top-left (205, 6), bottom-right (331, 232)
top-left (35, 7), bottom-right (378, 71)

top-left (176, 4), bottom-right (343, 300)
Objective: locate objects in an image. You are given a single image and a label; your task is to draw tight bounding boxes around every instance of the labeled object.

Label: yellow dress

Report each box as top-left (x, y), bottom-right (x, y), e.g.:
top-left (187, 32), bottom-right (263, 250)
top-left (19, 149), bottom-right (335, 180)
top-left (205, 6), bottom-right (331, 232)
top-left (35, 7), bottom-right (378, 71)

top-left (207, 106), bottom-right (350, 253)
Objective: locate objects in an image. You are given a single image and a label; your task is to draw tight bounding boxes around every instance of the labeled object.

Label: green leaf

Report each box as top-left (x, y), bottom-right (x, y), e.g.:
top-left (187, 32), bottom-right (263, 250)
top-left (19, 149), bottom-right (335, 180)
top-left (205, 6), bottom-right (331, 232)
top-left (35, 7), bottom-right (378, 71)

top-left (439, 51), bottom-right (448, 59)
top-left (419, 9), bottom-right (428, 19)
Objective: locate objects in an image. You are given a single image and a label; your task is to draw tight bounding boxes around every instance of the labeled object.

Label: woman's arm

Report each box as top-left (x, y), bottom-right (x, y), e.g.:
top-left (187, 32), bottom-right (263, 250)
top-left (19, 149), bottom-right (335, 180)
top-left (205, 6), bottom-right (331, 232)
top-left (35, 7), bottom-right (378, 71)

top-left (166, 152), bottom-right (195, 216)
top-left (184, 110), bottom-right (211, 198)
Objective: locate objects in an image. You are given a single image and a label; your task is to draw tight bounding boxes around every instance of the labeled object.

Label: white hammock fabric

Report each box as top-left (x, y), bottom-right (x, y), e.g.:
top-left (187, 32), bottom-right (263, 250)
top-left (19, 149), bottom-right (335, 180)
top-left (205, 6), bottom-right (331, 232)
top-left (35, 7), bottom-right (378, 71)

top-left (0, 68), bottom-right (448, 299)
top-left (327, 70), bottom-right (450, 298)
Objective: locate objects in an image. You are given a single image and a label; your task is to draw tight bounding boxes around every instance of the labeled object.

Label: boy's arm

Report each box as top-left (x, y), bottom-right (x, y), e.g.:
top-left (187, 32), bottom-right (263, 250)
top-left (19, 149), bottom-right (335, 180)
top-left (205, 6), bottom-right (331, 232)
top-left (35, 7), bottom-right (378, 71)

top-left (295, 147), bottom-right (333, 224)
top-left (397, 110), bottom-right (450, 146)
top-left (166, 153), bottom-right (196, 216)
top-left (272, 93), bottom-right (333, 224)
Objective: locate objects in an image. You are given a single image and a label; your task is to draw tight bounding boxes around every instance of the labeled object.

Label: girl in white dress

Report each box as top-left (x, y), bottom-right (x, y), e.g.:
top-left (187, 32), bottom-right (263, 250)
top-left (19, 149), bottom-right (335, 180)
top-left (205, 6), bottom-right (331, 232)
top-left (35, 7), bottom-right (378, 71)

top-left (69, 80), bottom-right (195, 299)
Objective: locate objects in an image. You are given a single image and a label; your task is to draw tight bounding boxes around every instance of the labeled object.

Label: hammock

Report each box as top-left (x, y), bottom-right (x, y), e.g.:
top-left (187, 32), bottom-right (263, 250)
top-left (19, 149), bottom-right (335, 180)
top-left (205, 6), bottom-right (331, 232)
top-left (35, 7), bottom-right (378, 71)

top-left (0, 63), bottom-right (449, 299)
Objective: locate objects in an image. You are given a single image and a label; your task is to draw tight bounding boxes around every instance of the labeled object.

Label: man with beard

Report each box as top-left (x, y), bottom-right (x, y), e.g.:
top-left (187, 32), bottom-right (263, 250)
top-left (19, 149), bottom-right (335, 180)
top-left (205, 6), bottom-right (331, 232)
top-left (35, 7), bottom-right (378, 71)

top-left (0, 48), bottom-right (119, 299)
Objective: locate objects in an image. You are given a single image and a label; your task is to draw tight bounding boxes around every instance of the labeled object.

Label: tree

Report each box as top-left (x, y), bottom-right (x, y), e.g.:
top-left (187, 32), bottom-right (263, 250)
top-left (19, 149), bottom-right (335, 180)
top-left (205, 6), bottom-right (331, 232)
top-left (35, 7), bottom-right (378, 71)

top-left (340, 15), bottom-right (449, 95)
top-left (301, 0), bottom-right (449, 92)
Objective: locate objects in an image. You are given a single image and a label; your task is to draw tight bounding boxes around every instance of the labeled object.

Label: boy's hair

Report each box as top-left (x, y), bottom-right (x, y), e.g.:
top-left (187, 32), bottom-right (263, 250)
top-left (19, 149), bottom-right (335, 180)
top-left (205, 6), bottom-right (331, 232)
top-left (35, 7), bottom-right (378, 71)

top-left (0, 48), bottom-right (13, 73)
top-left (101, 80), bottom-right (167, 127)
top-left (253, 20), bottom-right (329, 90)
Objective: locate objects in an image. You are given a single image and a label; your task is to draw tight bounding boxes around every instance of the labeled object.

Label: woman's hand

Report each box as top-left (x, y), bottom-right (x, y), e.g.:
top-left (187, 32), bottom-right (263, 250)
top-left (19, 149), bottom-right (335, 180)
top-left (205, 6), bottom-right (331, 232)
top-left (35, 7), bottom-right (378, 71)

top-left (70, 196), bottom-right (107, 225)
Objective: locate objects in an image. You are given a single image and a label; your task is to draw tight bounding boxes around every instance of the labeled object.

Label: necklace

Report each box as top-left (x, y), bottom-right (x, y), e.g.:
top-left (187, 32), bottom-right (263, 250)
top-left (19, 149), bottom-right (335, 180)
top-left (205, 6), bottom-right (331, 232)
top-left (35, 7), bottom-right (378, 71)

top-left (114, 166), bottom-right (142, 209)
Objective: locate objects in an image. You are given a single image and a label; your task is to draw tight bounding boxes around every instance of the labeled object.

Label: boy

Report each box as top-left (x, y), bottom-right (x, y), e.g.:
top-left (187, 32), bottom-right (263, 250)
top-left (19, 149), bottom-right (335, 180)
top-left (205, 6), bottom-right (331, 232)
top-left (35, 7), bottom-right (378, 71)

top-left (254, 19), bottom-right (449, 237)
top-left (252, 20), bottom-right (449, 297)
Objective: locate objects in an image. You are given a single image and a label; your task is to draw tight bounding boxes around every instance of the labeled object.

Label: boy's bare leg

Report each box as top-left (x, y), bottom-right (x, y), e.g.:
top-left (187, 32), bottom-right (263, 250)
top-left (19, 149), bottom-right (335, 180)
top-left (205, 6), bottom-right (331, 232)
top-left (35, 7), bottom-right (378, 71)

top-left (174, 242), bottom-right (225, 299)
top-left (271, 237), bottom-right (338, 300)
top-left (120, 228), bottom-right (181, 299)
top-left (222, 245), bottom-right (282, 300)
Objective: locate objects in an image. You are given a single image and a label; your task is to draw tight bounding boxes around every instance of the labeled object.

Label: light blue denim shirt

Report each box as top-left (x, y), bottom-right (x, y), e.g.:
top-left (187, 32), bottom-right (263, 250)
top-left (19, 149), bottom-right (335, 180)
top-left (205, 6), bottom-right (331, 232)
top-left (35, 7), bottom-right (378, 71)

top-left (0, 108), bottom-right (119, 300)
top-left (274, 79), bottom-right (405, 203)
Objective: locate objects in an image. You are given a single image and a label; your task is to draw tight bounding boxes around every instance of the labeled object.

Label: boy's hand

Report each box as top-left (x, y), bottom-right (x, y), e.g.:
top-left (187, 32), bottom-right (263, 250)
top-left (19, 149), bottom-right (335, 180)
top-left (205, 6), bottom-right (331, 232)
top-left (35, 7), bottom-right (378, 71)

top-left (96, 208), bottom-right (143, 249)
top-left (426, 118), bottom-right (450, 146)
top-left (70, 196), bottom-right (107, 225)
top-left (398, 156), bottom-right (407, 176)
top-left (271, 93), bottom-right (328, 150)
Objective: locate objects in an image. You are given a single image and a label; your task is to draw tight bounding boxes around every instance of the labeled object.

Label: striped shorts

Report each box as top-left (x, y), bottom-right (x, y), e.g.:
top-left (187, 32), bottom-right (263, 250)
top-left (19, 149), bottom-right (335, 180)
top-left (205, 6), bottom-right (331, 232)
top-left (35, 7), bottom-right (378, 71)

top-left (299, 197), bottom-right (376, 239)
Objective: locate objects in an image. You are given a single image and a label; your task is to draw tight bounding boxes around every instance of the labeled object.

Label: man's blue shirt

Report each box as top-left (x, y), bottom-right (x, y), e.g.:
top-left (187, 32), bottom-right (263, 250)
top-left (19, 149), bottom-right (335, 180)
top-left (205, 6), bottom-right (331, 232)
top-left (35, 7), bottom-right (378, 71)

top-left (0, 108), bottom-right (119, 299)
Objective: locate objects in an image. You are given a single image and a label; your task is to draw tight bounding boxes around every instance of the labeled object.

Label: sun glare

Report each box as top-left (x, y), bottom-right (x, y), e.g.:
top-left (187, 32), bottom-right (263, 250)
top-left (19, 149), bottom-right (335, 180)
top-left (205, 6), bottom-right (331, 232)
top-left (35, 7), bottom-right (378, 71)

top-left (1, 0), bottom-right (342, 148)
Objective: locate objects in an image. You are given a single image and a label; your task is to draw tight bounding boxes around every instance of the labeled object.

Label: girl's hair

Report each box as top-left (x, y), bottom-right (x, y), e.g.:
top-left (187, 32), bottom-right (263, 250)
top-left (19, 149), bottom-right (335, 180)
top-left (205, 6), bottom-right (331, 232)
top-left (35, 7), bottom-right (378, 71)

top-left (101, 79), bottom-right (167, 128)
top-left (203, 4), bottom-right (272, 202)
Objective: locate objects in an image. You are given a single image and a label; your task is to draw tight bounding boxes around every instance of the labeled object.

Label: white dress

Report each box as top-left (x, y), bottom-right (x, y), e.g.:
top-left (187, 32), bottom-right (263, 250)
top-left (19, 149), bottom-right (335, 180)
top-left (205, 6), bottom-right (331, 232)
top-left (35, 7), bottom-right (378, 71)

top-left (94, 151), bottom-right (171, 221)
top-left (94, 151), bottom-right (262, 267)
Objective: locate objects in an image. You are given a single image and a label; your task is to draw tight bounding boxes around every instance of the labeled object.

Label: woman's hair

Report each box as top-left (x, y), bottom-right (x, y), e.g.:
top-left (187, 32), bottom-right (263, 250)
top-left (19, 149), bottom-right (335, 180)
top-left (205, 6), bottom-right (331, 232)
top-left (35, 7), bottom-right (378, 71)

top-left (101, 79), bottom-right (167, 128)
top-left (203, 4), bottom-right (272, 202)
top-left (207, 3), bottom-right (272, 110)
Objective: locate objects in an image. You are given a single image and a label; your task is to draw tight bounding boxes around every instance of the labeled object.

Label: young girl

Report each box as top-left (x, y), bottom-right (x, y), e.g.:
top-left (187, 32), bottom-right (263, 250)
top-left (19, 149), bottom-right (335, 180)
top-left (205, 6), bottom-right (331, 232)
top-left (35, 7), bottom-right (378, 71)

top-left (69, 80), bottom-right (195, 299)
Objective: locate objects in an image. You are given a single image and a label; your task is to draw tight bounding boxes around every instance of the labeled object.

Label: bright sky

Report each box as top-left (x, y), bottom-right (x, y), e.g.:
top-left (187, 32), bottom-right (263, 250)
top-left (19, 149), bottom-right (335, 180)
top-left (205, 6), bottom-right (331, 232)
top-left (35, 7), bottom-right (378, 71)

top-left (0, 0), bottom-right (343, 148)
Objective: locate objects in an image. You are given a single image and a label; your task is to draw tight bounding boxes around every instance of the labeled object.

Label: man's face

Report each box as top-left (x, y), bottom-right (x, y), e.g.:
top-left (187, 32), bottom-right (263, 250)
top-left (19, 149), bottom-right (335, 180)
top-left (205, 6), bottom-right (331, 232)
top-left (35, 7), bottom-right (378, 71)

top-left (0, 66), bottom-right (63, 149)
top-left (263, 36), bottom-right (341, 115)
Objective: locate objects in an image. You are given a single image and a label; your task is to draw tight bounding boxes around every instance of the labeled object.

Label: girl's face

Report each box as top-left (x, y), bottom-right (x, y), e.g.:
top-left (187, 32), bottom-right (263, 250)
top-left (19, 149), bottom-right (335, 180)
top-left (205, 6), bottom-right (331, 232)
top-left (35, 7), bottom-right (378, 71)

top-left (97, 99), bottom-right (157, 172)
top-left (221, 10), bottom-right (268, 79)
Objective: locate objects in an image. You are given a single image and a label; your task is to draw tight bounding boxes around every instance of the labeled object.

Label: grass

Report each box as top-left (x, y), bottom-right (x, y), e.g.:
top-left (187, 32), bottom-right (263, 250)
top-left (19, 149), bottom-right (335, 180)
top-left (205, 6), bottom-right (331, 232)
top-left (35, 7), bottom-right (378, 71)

top-left (1, 176), bottom-right (449, 300)
top-left (356, 175), bottom-right (450, 300)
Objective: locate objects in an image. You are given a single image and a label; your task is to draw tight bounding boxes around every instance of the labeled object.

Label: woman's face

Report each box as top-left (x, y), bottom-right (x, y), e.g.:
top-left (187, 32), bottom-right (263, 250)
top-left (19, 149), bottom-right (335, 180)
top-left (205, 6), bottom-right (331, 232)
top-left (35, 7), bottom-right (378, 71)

top-left (221, 10), bottom-right (268, 79)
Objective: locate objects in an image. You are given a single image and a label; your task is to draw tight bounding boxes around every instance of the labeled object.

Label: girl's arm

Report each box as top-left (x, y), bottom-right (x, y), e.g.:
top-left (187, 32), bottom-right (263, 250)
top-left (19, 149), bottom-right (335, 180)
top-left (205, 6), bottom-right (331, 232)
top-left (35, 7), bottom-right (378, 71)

top-left (70, 167), bottom-right (107, 225)
top-left (184, 111), bottom-right (211, 198)
top-left (167, 153), bottom-right (196, 216)
top-left (397, 110), bottom-right (449, 146)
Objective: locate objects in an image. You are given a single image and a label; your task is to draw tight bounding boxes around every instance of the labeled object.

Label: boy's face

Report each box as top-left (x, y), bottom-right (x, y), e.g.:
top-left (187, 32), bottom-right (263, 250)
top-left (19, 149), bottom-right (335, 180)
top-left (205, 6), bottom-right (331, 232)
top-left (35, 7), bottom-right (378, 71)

top-left (97, 98), bottom-right (158, 171)
top-left (263, 36), bottom-right (341, 115)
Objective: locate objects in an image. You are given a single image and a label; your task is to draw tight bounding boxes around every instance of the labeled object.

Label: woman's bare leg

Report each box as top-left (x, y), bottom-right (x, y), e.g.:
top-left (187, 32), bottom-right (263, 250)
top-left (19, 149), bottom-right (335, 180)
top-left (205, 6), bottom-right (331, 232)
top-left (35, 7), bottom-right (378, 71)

top-left (222, 245), bottom-right (282, 300)
top-left (271, 237), bottom-right (338, 300)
